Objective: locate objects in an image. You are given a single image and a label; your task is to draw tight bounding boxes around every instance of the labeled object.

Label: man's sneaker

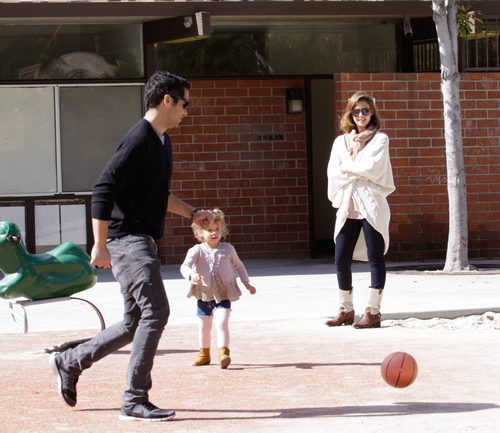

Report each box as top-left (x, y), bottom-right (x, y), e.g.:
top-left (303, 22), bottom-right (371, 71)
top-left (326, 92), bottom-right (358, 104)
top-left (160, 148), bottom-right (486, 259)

top-left (119, 402), bottom-right (175, 422)
top-left (48, 352), bottom-right (78, 407)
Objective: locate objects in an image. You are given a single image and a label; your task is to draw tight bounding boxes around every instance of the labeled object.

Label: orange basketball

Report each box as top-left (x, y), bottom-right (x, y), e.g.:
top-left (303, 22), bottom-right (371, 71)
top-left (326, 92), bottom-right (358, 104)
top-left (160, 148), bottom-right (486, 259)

top-left (381, 352), bottom-right (418, 388)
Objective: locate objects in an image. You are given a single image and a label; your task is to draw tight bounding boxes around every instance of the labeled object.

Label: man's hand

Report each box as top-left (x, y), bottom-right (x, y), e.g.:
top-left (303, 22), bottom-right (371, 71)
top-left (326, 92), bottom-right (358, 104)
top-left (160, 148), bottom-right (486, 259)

top-left (192, 209), bottom-right (214, 226)
top-left (91, 243), bottom-right (112, 269)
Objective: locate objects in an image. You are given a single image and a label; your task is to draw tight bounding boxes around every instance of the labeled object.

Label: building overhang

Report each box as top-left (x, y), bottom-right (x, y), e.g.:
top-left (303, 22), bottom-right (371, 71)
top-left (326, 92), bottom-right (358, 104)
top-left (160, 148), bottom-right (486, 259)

top-left (0, 1), bottom-right (498, 25)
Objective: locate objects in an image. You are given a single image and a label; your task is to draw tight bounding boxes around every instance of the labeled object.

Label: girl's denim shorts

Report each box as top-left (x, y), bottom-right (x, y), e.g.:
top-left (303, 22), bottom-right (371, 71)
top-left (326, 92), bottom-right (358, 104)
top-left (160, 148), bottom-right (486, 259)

top-left (197, 299), bottom-right (231, 317)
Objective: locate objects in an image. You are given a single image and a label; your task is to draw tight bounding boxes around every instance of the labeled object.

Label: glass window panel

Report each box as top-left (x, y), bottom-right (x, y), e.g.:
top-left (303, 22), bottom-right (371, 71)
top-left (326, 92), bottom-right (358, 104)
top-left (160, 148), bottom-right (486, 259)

top-left (0, 87), bottom-right (57, 195)
top-left (266, 23), bottom-right (396, 74)
top-left (35, 204), bottom-right (61, 248)
top-left (61, 204), bottom-right (86, 245)
top-left (0, 24), bottom-right (143, 81)
top-left (155, 21), bottom-right (397, 76)
top-left (34, 200), bottom-right (87, 252)
top-left (0, 205), bottom-right (26, 239)
top-left (59, 85), bottom-right (143, 192)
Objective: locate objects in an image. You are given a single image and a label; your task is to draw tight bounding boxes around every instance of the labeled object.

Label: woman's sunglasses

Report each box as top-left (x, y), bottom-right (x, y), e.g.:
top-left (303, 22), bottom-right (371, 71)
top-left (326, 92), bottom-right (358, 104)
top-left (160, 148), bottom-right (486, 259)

top-left (351, 108), bottom-right (371, 117)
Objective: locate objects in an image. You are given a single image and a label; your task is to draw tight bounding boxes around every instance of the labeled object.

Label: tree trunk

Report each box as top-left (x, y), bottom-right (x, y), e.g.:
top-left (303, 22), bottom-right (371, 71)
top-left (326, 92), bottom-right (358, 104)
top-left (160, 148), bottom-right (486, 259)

top-left (432, 0), bottom-right (470, 271)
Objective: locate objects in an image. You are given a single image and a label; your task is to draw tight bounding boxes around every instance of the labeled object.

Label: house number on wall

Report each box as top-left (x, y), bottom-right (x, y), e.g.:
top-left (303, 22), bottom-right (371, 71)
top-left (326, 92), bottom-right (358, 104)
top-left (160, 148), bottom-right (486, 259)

top-left (257, 134), bottom-right (284, 141)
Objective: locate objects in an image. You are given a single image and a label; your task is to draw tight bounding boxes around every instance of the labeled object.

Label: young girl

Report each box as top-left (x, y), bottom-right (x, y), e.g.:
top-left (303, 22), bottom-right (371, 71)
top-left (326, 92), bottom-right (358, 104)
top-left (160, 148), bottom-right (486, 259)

top-left (180, 208), bottom-right (256, 369)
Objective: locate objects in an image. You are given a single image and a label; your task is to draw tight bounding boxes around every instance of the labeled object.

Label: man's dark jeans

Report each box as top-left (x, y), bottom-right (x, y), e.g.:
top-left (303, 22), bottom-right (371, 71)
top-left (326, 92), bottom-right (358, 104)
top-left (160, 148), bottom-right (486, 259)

top-left (58, 234), bottom-right (169, 408)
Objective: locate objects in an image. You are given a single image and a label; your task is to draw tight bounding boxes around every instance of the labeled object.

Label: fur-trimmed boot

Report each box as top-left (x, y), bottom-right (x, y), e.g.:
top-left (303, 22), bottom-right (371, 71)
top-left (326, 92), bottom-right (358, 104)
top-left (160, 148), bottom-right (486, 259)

top-left (353, 288), bottom-right (383, 329)
top-left (218, 347), bottom-right (231, 369)
top-left (193, 348), bottom-right (211, 366)
top-left (325, 289), bottom-right (354, 326)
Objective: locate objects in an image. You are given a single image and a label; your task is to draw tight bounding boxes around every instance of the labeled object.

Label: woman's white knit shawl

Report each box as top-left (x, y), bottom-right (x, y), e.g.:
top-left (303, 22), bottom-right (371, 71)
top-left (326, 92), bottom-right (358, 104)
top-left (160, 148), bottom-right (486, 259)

top-left (327, 131), bottom-right (396, 261)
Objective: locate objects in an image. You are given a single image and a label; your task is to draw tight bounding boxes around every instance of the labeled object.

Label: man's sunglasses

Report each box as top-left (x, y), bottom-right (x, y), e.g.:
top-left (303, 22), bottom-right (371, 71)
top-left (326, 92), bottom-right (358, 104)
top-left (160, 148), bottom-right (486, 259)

top-left (179, 98), bottom-right (190, 109)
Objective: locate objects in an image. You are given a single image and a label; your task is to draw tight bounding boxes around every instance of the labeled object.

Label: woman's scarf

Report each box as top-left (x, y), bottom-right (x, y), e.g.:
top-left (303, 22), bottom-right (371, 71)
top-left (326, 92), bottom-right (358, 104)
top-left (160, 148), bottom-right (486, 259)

top-left (345, 126), bottom-right (378, 160)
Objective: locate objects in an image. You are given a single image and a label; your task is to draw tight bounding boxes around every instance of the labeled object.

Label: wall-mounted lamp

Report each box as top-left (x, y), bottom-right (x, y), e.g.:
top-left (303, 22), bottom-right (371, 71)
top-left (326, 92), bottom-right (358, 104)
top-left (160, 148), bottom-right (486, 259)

top-left (286, 88), bottom-right (304, 114)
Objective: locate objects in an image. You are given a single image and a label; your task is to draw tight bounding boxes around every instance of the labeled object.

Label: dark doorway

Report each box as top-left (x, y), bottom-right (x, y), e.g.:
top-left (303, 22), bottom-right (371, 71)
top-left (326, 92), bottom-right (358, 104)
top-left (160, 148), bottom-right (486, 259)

top-left (307, 78), bottom-right (336, 258)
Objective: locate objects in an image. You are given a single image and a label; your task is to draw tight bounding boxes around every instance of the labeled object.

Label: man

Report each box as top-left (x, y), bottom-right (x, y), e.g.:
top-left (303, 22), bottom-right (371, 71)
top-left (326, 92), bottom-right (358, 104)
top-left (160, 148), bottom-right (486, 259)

top-left (49, 71), bottom-right (210, 422)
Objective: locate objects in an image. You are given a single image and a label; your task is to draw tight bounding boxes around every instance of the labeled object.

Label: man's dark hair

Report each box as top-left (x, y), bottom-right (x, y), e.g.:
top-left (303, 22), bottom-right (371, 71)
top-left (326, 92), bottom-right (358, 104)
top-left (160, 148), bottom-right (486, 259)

top-left (144, 71), bottom-right (191, 110)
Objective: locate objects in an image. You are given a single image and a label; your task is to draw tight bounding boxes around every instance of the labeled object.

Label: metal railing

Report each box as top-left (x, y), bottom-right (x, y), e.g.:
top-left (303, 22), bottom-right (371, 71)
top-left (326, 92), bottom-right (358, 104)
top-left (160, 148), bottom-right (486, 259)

top-left (463, 17), bottom-right (500, 71)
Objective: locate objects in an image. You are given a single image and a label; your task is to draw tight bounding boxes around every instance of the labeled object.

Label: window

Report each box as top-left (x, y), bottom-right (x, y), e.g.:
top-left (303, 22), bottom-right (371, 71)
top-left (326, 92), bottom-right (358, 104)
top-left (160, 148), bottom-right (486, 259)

top-left (0, 87), bottom-right (57, 195)
top-left (34, 199), bottom-right (87, 252)
top-left (60, 85), bottom-right (143, 192)
top-left (0, 24), bottom-right (144, 81)
top-left (155, 21), bottom-right (397, 76)
top-left (0, 203), bottom-right (26, 240)
top-left (0, 84), bottom-right (143, 196)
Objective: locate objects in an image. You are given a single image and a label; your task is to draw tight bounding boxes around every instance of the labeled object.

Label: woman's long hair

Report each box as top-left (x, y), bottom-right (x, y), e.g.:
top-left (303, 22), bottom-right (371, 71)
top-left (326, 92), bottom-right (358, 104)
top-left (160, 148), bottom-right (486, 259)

top-left (339, 91), bottom-right (381, 134)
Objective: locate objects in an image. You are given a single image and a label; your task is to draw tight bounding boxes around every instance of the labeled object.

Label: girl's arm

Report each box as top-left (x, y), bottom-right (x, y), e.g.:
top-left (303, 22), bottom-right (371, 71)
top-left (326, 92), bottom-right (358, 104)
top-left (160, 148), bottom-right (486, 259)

top-left (180, 245), bottom-right (202, 283)
top-left (243, 280), bottom-right (257, 294)
top-left (228, 244), bottom-right (256, 294)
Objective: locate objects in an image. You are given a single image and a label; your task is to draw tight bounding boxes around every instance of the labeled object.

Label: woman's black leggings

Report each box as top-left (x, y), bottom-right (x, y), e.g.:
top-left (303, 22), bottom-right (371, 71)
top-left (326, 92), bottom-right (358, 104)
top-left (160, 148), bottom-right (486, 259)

top-left (335, 218), bottom-right (386, 291)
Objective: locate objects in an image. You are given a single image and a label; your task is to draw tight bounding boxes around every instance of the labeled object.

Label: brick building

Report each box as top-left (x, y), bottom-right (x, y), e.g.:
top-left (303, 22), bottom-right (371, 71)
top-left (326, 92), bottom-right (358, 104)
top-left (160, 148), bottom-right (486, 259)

top-left (0, 1), bottom-right (498, 263)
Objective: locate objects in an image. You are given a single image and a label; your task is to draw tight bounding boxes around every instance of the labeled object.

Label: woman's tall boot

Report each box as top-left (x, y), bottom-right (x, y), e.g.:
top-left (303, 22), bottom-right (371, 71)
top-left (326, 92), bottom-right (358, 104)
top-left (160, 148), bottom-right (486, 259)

top-left (326, 289), bottom-right (355, 326)
top-left (353, 288), bottom-right (383, 329)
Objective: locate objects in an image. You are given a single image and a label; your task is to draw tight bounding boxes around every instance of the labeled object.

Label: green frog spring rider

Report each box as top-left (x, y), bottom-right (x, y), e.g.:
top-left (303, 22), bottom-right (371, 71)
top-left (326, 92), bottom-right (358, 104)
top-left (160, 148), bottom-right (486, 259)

top-left (0, 220), bottom-right (96, 301)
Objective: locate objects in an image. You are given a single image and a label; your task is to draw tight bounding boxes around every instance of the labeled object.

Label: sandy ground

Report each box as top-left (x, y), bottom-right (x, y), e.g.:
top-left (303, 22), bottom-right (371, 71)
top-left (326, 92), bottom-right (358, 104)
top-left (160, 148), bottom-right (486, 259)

top-left (1, 260), bottom-right (499, 432)
top-left (383, 312), bottom-right (500, 330)
top-left (1, 315), bottom-right (499, 433)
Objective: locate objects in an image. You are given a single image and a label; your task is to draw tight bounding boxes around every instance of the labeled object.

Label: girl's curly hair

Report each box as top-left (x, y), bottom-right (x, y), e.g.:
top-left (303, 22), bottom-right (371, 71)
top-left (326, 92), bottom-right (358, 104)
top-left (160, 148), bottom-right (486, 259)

top-left (191, 208), bottom-right (229, 243)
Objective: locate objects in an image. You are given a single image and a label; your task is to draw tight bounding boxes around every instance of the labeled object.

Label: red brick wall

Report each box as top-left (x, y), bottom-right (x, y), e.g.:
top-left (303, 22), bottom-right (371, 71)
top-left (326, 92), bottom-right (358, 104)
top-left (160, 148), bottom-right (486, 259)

top-left (159, 73), bottom-right (500, 264)
top-left (333, 72), bottom-right (500, 261)
top-left (160, 78), bottom-right (309, 264)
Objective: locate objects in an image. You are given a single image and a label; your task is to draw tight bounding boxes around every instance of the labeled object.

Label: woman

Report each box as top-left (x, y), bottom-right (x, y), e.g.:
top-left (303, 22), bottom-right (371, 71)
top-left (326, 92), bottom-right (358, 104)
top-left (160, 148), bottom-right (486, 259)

top-left (326, 91), bottom-right (395, 329)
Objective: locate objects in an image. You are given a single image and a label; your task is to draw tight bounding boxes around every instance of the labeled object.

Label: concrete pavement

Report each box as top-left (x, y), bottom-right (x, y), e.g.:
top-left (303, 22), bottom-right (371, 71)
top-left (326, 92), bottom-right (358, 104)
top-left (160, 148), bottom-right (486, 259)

top-left (1, 258), bottom-right (499, 334)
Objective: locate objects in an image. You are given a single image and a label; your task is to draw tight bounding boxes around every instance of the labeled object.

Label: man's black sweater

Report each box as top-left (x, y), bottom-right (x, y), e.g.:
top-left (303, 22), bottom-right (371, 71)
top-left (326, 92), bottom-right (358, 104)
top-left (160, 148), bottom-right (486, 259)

top-left (91, 119), bottom-right (172, 241)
